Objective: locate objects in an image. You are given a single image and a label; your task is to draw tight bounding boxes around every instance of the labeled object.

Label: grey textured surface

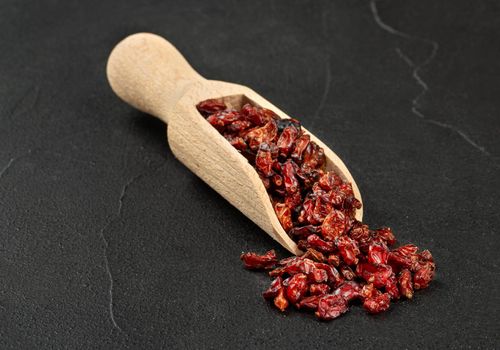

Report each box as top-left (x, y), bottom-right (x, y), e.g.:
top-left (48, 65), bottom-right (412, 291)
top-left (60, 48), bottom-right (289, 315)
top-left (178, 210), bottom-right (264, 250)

top-left (1, 0), bottom-right (499, 348)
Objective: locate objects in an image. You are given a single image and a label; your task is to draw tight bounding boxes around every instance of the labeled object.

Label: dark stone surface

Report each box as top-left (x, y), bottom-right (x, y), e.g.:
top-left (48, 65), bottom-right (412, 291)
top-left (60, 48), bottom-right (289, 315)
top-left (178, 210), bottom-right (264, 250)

top-left (1, 0), bottom-right (499, 348)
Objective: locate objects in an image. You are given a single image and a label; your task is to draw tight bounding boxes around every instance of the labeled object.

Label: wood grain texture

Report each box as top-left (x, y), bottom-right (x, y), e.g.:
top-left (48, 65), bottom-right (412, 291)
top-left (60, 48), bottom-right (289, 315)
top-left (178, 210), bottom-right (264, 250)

top-left (107, 33), bottom-right (363, 255)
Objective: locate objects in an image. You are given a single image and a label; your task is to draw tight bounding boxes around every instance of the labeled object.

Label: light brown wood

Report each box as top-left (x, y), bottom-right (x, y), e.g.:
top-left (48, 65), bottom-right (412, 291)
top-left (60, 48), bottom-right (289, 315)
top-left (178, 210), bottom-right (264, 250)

top-left (107, 33), bottom-right (363, 255)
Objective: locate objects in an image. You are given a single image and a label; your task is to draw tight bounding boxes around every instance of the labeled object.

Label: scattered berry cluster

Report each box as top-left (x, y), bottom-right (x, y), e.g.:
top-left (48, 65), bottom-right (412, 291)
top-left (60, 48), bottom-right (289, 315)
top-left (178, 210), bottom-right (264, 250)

top-left (197, 99), bottom-right (435, 321)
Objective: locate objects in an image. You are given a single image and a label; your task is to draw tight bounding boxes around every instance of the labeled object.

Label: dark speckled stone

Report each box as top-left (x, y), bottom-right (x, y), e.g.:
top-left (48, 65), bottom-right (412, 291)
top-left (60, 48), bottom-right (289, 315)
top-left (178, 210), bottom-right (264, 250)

top-left (0, 0), bottom-right (499, 348)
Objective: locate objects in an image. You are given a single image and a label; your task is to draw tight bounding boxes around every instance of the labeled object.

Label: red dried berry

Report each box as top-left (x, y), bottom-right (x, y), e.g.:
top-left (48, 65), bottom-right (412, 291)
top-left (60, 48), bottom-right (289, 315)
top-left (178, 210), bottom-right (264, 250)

top-left (285, 273), bottom-right (309, 304)
top-left (367, 240), bottom-right (389, 265)
top-left (196, 99), bottom-right (227, 116)
top-left (288, 225), bottom-right (319, 241)
top-left (360, 283), bottom-right (377, 300)
top-left (374, 227), bottom-right (396, 246)
top-left (227, 119), bottom-right (252, 133)
top-left (339, 263), bottom-right (356, 280)
top-left (419, 249), bottom-right (434, 262)
top-left (388, 244), bottom-right (419, 271)
top-left (284, 191), bottom-right (302, 212)
top-left (268, 267), bottom-right (286, 278)
top-left (240, 250), bottom-right (277, 270)
top-left (332, 281), bottom-right (362, 302)
top-left (309, 283), bottom-right (331, 296)
top-left (314, 262), bottom-right (343, 287)
top-left (318, 171), bottom-right (343, 191)
top-left (244, 120), bottom-right (278, 151)
top-left (385, 274), bottom-right (400, 300)
top-left (398, 269), bottom-right (414, 299)
top-left (297, 168), bottom-right (322, 189)
top-left (413, 262), bottom-right (435, 290)
top-left (357, 262), bottom-right (393, 288)
top-left (274, 203), bottom-right (293, 233)
top-left (263, 277), bottom-right (283, 300)
top-left (301, 248), bottom-right (326, 262)
top-left (278, 256), bottom-right (301, 266)
top-left (226, 136), bottom-right (248, 151)
top-left (297, 295), bottom-right (321, 310)
top-left (323, 188), bottom-right (347, 207)
top-left (291, 134), bottom-right (310, 163)
top-left (297, 197), bottom-right (315, 225)
top-left (309, 267), bottom-right (328, 284)
top-left (363, 293), bottom-right (391, 314)
top-left (327, 254), bottom-right (340, 267)
top-left (336, 236), bottom-right (360, 266)
top-left (349, 221), bottom-right (371, 245)
top-left (271, 174), bottom-right (284, 190)
top-left (301, 141), bottom-right (325, 171)
top-left (315, 294), bottom-right (349, 321)
top-left (273, 257), bottom-right (312, 276)
top-left (274, 288), bottom-right (289, 312)
top-left (277, 124), bottom-right (299, 158)
top-left (255, 143), bottom-right (274, 177)
top-left (200, 99), bottom-right (435, 322)
top-left (306, 234), bottom-right (335, 253)
top-left (321, 209), bottom-right (348, 241)
top-left (206, 110), bottom-right (241, 131)
top-left (259, 173), bottom-right (271, 190)
top-left (311, 196), bottom-right (333, 224)
top-left (282, 160), bottom-right (299, 193)
top-left (240, 104), bottom-right (275, 126)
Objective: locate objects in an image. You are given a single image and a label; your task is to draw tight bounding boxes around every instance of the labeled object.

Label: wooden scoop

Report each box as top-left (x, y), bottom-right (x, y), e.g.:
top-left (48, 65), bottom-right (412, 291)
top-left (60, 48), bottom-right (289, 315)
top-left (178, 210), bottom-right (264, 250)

top-left (106, 33), bottom-right (363, 255)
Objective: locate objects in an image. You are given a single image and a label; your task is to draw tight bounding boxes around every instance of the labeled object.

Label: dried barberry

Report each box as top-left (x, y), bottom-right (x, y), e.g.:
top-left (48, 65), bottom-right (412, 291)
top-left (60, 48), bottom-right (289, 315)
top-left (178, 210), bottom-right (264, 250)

top-left (206, 110), bottom-right (240, 131)
top-left (198, 99), bottom-right (435, 322)
top-left (375, 227), bottom-right (396, 246)
top-left (274, 288), bottom-right (289, 312)
top-left (274, 203), bottom-right (293, 232)
top-left (284, 191), bottom-right (302, 212)
top-left (321, 209), bottom-right (348, 240)
top-left (282, 160), bottom-right (299, 194)
top-left (419, 249), bottom-right (433, 262)
top-left (291, 134), bottom-right (310, 163)
top-left (277, 125), bottom-right (299, 158)
top-left (349, 221), bottom-right (371, 246)
top-left (301, 248), bottom-right (326, 262)
top-left (285, 273), bottom-right (309, 304)
top-left (315, 294), bottom-right (349, 321)
top-left (309, 283), bottom-right (331, 296)
top-left (339, 263), bottom-right (356, 280)
top-left (306, 234), bottom-right (335, 253)
top-left (301, 141), bottom-right (325, 171)
top-left (333, 281), bottom-right (362, 302)
top-left (336, 236), bottom-right (360, 266)
top-left (314, 262), bottom-right (343, 287)
top-left (288, 225), bottom-right (321, 240)
top-left (240, 250), bottom-right (277, 270)
top-left (367, 240), bottom-right (389, 265)
top-left (356, 262), bottom-right (393, 288)
top-left (398, 269), bottom-right (414, 299)
top-left (385, 274), bottom-right (400, 300)
top-left (255, 143), bottom-right (274, 177)
top-left (388, 244), bottom-right (419, 272)
top-left (244, 120), bottom-right (278, 151)
top-left (297, 295), bottom-right (321, 310)
top-left (263, 277), bottom-right (283, 300)
top-left (327, 254), bottom-right (340, 267)
top-left (308, 268), bottom-right (328, 284)
top-left (360, 283), bottom-right (377, 300)
top-left (413, 262), bottom-right (435, 290)
top-left (363, 293), bottom-right (391, 314)
top-left (196, 99), bottom-right (227, 116)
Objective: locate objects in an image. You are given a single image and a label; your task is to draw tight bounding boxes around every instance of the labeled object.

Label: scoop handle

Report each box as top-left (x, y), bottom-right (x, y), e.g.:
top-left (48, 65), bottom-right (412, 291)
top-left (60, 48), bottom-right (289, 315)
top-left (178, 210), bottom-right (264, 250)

top-left (106, 33), bottom-right (203, 123)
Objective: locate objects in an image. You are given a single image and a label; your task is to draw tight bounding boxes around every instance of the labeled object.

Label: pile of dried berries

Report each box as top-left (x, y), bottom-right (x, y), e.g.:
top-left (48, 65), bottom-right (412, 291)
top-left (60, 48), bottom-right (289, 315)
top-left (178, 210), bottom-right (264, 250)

top-left (197, 99), bottom-right (435, 321)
